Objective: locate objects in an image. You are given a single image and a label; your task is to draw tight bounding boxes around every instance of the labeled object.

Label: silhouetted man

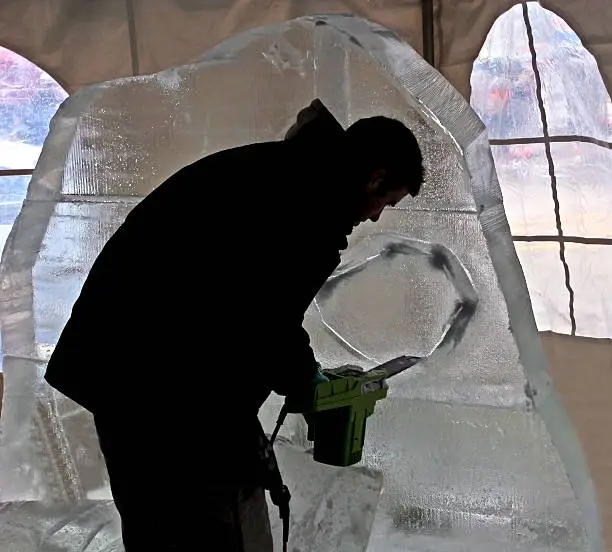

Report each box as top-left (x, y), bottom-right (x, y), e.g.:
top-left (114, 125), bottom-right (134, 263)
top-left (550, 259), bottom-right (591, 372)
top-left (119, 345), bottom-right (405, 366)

top-left (45, 99), bottom-right (424, 551)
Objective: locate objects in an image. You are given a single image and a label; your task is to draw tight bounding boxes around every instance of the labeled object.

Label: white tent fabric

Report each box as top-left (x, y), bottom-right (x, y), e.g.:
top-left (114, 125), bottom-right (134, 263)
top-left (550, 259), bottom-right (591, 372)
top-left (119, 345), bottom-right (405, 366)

top-left (0, 1), bottom-right (610, 99)
top-left (0, 0), bottom-right (611, 549)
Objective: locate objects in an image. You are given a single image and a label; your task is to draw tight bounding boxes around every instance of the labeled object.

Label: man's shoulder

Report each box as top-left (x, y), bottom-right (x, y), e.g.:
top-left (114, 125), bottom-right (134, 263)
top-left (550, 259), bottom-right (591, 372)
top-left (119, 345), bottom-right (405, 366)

top-left (135, 140), bottom-right (285, 211)
top-left (189, 140), bottom-right (284, 170)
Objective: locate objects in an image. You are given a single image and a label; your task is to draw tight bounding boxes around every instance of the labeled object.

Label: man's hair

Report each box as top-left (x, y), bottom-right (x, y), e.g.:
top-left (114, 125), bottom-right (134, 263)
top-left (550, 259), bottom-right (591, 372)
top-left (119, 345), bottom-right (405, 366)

top-left (345, 116), bottom-right (424, 197)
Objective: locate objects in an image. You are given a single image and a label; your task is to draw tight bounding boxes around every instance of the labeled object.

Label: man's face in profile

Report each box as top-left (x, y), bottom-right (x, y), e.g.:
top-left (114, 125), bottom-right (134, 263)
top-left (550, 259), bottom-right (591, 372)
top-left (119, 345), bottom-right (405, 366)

top-left (353, 170), bottom-right (410, 226)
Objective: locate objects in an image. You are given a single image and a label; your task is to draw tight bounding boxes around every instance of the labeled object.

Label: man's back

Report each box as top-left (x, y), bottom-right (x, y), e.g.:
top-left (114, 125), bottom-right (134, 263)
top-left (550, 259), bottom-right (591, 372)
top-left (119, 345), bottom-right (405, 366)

top-left (45, 132), bottom-right (350, 414)
top-left (42, 99), bottom-right (424, 551)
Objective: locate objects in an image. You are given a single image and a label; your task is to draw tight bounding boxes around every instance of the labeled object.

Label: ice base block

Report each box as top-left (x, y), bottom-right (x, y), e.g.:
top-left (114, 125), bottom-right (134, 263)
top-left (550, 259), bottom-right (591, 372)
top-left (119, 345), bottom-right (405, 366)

top-left (0, 438), bottom-right (383, 552)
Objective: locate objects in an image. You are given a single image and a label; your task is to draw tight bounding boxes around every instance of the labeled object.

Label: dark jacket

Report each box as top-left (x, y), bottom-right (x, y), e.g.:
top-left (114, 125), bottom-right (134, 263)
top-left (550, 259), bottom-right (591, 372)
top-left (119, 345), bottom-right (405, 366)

top-left (44, 101), bottom-right (353, 481)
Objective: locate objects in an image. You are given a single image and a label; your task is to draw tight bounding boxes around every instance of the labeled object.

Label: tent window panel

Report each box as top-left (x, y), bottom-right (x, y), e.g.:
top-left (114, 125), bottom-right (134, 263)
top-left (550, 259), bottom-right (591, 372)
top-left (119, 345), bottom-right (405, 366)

top-left (470, 4), bottom-right (543, 140)
top-left (514, 240), bottom-right (572, 334)
top-left (471, 1), bottom-right (612, 338)
top-left (551, 141), bottom-right (612, 239)
top-left (0, 46), bottom-right (66, 257)
top-left (527, 2), bottom-right (612, 143)
top-left (0, 174), bottom-right (30, 255)
top-left (491, 143), bottom-right (557, 236)
top-left (0, 46), bottom-right (67, 170)
top-left (564, 243), bottom-right (612, 338)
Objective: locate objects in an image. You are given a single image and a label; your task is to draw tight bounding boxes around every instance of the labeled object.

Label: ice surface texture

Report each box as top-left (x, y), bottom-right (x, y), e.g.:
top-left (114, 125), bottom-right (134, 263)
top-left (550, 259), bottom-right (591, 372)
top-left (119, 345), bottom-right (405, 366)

top-left (0, 439), bottom-right (382, 552)
top-left (0, 14), bottom-right (603, 552)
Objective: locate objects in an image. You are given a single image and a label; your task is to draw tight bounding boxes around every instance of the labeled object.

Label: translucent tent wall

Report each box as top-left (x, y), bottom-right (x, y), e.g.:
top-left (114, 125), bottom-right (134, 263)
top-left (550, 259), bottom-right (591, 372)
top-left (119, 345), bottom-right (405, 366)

top-left (470, 3), bottom-right (612, 338)
top-left (0, 12), bottom-right (605, 552)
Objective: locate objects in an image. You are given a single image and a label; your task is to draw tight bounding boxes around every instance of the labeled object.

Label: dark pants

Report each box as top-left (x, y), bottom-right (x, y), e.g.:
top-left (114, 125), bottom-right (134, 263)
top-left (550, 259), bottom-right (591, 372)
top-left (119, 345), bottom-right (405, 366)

top-left (94, 411), bottom-right (274, 551)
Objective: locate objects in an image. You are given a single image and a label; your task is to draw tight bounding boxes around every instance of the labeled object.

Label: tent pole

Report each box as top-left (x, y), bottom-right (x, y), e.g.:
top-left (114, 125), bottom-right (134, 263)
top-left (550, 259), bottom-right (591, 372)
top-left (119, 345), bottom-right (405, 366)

top-left (422, 0), bottom-right (435, 66)
top-left (125, 0), bottom-right (139, 76)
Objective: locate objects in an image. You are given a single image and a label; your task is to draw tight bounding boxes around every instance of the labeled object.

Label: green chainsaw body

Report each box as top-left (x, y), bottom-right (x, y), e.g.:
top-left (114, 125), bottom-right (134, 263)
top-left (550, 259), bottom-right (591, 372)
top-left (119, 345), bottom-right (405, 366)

top-left (283, 357), bottom-right (420, 467)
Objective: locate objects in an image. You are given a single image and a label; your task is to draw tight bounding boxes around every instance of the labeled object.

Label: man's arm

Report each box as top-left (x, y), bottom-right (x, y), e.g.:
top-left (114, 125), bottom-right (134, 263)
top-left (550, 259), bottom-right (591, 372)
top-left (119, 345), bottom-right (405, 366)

top-left (262, 314), bottom-right (320, 397)
top-left (258, 227), bottom-right (342, 397)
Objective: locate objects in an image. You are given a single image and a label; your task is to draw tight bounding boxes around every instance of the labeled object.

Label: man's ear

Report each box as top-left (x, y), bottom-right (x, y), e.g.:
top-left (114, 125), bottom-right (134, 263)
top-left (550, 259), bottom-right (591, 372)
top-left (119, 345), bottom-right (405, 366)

top-left (367, 169), bottom-right (387, 194)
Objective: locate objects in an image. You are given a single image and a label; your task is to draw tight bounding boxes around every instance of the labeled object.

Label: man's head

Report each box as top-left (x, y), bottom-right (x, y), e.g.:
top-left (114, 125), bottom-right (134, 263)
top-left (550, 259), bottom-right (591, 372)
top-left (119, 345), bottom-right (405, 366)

top-left (344, 116), bottom-right (424, 226)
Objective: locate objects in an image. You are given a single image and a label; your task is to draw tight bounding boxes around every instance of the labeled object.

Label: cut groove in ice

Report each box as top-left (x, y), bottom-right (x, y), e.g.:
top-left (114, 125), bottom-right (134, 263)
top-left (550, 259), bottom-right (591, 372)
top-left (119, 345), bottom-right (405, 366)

top-left (315, 233), bottom-right (478, 365)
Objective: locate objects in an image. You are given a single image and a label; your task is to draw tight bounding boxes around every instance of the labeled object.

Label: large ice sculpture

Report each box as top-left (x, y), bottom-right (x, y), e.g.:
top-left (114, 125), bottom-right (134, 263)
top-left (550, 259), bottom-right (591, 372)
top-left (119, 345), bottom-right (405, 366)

top-left (0, 14), bottom-right (604, 552)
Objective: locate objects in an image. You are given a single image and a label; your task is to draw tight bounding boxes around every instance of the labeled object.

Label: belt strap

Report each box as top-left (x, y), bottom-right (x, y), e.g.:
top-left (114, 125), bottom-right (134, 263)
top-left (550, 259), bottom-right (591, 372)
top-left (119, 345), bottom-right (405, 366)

top-left (258, 412), bottom-right (291, 551)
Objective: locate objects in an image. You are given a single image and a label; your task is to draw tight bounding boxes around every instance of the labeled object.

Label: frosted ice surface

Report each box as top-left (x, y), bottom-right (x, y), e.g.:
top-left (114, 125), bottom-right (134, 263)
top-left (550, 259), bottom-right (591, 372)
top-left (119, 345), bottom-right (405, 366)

top-left (364, 400), bottom-right (588, 552)
top-left (0, 501), bottom-right (122, 552)
top-left (0, 356), bottom-right (109, 503)
top-left (268, 437), bottom-right (383, 552)
top-left (0, 13), bottom-right (603, 552)
top-left (0, 439), bottom-right (381, 552)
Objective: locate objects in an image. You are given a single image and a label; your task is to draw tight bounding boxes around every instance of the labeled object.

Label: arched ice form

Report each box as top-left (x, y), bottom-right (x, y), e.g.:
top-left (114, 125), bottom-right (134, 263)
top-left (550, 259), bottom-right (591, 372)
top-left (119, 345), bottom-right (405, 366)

top-left (0, 14), bottom-right (604, 552)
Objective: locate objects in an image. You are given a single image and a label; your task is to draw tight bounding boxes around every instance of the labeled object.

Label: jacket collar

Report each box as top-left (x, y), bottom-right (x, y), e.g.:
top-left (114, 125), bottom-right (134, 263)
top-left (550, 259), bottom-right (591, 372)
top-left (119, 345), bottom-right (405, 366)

top-left (283, 99), bottom-right (355, 247)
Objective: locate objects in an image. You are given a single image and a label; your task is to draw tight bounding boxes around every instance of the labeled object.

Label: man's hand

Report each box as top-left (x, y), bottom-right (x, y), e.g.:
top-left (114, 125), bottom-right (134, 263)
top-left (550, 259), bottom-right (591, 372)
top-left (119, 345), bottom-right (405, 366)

top-left (285, 363), bottom-right (329, 407)
top-left (310, 363), bottom-right (330, 386)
